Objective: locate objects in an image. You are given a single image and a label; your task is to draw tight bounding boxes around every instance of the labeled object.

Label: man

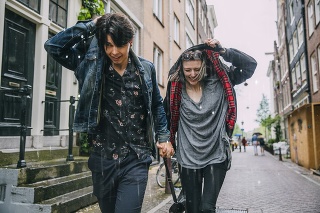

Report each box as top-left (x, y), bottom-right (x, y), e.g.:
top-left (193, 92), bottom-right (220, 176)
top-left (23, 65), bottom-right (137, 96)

top-left (252, 134), bottom-right (258, 156)
top-left (44, 13), bottom-right (170, 213)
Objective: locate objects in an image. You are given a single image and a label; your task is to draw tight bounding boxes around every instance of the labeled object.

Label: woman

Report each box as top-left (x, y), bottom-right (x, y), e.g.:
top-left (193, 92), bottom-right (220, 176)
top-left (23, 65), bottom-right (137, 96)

top-left (158, 39), bottom-right (257, 212)
top-left (242, 137), bottom-right (247, 152)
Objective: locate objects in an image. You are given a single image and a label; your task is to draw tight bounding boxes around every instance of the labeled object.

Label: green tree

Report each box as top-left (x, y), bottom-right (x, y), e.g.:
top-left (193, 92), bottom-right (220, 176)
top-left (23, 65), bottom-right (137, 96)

top-left (256, 94), bottom-right (279, 139)
top-left (78, 0), bottom-right (105, 20)
top-left (273, 119), bottom-right (282, 142)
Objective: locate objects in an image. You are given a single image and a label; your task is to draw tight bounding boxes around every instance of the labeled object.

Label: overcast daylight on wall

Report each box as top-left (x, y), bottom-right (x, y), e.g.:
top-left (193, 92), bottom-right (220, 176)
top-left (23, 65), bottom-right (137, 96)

top-left (207, 0), bottom-right (277, 132)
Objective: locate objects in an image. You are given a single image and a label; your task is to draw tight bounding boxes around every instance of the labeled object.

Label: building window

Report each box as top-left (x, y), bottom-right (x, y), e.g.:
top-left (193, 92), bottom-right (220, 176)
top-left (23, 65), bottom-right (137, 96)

top-left (289, 40), bottom-right (294, 62)
top-left (293, 31), bottom-right (298, 55)
top-left (174, 14), bottom-right (180, 45)
top-left (291, 67), bottom-right (297, 91)
top-left (153, 0), bottom-right (163, 22)
top-left (49, 0), bottom-right (68, 28)
top-left (295, 62), bottom-right (301, 87)
top-left (132, 27), bottom-right (140, 56)
top-left (316, 0), bottom-right (320, 25)
top-left (308, 1), bottom-right (315, 36)
top-left (311, 53), bottom-right (318, 93)
top-left (186, 33), bottom-right (193, 49)
top-left (297, 19), bottom-right (303, 47)
top-left (199, 1), bottom-right (204, 26)
top-left (186, 0), bottom-right (194, 25)
top-left (153, 45), bottom-right (163, 86)
top-left (300, 54), bottom-right (307, 82)
top-left (17, 0), bottom-right (41, 13)
top-left (289, 0), bottom-right (295, 24)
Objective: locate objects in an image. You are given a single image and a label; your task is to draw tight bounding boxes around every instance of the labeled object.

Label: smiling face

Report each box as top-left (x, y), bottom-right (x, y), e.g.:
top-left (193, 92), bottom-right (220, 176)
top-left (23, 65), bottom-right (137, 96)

top-left (182, 60), bottom-right (202, 86)
top-left (104, 34), bottom-right (131, 67)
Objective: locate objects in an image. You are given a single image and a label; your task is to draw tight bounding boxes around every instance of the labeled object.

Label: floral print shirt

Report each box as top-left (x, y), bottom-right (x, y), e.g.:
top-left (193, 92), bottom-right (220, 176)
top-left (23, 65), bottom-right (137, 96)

top-left (92, 58), bottom-right (149, 159)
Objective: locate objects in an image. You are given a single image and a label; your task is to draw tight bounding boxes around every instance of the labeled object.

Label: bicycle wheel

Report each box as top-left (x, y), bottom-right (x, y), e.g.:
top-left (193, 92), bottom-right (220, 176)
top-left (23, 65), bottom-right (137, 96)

top-left (156, 162), bottom-right (166, 188)
top-left (156, 159), bottom-right (181, 188)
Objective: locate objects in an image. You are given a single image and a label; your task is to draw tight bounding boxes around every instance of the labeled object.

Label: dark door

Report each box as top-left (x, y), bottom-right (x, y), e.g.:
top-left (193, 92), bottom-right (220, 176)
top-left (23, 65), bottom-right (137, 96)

top-left (43, 33), bottom-right (62, 136)
top-left (0, 9), bottom-right (35, 136)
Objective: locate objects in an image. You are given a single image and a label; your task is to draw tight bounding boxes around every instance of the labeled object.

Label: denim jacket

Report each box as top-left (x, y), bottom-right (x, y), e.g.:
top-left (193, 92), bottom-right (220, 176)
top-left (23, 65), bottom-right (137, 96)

top-left (44, 20), bottom-right (170, 156)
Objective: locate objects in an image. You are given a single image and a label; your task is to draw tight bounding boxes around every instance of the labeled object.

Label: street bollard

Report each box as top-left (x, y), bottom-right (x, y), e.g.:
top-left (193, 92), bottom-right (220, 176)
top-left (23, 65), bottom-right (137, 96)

top-left (279, 147), bottom-right (282, 161)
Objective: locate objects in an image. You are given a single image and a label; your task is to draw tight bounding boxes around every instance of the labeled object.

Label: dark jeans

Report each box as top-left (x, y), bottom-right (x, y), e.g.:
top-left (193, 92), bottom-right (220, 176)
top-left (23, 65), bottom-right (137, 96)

top-left (88, 150), bottom-right (152, 213)
top-left (180, 161), bottom-right (227, 213)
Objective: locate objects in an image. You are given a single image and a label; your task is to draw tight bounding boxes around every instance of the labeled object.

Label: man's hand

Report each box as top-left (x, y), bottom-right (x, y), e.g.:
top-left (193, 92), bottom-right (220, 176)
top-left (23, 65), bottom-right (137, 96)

top-left (156, 142), bottom-right (175, 158)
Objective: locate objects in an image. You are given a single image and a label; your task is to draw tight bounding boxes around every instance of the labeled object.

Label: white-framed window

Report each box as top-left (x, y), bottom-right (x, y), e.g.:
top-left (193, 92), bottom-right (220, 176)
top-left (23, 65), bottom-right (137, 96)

top-left (311, 53), bottom-right (318, 93)
top-left (153, 45), bottom-right (163, 86)
top-left (315, 0), bottom-right (320, 25)
top-left (293, 31), bottom-right (298, 55)
top-left (186, 33), bottom-right (193, 49)
top-left (291, 67), bottom-right (297, 91)
top-left (318, 46), bottom-right (320, 78)
top-left (132, 27), bottom-right (139, 56)
top-left (300, 54), bottom-right (306, 82)
top-left (308, 1), bottom-right (315, 36)
top-left (198, 1), bottom-right (204, 25)
top-left (297, 19), bottom-right (303, 47)
top-left (186, 0), bottom-right (194, 25)
top-left (153, 0), bottom-right (163, 22)
top-left (174, 14), bottom-right (180, 44)
top-left (295, 62), bottom-right (301, 86)
top-left (289, 0), bottom-right (295, 24)
top-left (289, 40), bottom-right (294, 62)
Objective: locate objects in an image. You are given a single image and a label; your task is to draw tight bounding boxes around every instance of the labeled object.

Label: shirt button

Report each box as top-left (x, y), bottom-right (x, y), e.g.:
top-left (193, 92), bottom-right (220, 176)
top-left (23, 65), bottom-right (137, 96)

top-left (113, 153), bottom-right (118, 160)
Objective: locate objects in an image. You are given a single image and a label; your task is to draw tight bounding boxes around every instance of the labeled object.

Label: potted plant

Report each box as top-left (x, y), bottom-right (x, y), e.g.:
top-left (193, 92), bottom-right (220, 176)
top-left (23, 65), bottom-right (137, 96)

top-left (78, 0), bottom-right (105, 20)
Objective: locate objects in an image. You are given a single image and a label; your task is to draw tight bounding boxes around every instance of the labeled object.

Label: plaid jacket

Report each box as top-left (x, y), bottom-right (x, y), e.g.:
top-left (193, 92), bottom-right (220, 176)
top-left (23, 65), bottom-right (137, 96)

top-left (164, 44), bottom-right (257, 147)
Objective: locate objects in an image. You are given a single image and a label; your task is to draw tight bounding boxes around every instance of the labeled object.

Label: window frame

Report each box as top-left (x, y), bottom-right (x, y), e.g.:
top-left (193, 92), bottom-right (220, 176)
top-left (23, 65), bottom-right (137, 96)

top-left (153, 0), bottom-right (163, 22)
top-left (153, 45), bottom-right (164, 86)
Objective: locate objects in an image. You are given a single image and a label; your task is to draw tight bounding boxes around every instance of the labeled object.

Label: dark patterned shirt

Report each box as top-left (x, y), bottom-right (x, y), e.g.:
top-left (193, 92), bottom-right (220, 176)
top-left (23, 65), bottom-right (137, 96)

top-left (92, 58), bottom-right (148, 159)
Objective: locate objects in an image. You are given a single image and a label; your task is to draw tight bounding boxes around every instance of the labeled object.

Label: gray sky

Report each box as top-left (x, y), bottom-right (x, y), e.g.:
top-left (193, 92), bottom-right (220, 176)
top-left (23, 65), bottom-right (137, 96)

top-left (206, 0), bottom-right (277, 132)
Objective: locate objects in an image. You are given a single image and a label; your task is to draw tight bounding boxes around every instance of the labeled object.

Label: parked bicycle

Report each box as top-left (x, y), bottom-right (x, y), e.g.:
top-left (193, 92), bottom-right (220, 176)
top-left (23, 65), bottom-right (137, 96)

top-left (156, 156), bottom-right (181, 188)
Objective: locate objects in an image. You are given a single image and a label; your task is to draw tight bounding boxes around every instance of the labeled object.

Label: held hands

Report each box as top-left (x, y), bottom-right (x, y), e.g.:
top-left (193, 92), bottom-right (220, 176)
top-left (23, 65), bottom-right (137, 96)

top-left (156, 142), bottom-right (175, 158)
top-left (205, 38), bottom-right (226, 54)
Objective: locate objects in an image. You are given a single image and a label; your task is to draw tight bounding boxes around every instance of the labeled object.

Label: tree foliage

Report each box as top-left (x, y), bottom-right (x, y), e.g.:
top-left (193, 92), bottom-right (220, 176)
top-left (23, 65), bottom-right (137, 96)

top-left (256, 94), bottom-right (279, 138)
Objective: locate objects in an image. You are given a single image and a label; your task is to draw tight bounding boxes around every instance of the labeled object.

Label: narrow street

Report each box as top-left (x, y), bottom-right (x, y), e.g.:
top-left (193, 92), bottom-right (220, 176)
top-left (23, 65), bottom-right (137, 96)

top-left (148, 146), bottom-right (320, 213)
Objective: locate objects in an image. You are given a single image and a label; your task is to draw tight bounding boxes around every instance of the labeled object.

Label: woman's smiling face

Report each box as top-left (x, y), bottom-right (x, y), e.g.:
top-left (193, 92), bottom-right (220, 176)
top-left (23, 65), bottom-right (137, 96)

top-left (182, 60), bottom-right (202, 86)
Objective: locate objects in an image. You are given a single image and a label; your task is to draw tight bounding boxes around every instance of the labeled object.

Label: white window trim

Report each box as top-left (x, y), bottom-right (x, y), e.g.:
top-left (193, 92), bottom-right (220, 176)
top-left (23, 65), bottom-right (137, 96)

top-left (311, 53), bottom-right (318, 93)
top-left (153, 45), bottom-right (163, 86)
top-left (174, 14), bottom-right (180, 44)
top-left (153, 0), bottom-right (163, 22)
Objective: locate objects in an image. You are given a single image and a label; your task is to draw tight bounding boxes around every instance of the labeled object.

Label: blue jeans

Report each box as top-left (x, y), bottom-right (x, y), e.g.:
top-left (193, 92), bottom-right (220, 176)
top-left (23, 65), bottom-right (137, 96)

top-left (88, 150), bottom-right (152, 213)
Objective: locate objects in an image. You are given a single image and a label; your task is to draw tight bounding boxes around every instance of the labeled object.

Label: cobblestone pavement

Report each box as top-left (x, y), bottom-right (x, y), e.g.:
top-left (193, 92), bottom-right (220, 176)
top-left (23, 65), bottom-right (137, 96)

top-left (77, 145), bottom-right (320, 213)
top-left (215, 146), bottom-right (320, 213)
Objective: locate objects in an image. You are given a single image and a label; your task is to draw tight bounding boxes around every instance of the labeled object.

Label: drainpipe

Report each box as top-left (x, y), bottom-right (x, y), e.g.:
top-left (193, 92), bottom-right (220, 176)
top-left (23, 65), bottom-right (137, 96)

top-left (301, 0), bottom-right (311, 103)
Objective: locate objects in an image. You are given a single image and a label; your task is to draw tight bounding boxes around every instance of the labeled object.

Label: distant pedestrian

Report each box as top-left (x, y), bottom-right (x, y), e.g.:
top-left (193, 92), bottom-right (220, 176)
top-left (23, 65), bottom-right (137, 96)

top-left (259, 136), bottom-right (265, 155)
top-left (238, 136), bottom-right (242, 152)
top-left (252, 134), bottom-right (258, 156)
top-left (241, 137), bottom-right (247, 152)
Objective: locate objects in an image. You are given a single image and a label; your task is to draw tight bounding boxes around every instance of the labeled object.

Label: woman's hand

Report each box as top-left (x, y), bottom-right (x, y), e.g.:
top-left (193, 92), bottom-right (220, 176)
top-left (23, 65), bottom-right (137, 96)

top-left (205, 38), bottom-right (226, 54)
top-left (156, 142), bottom-right (175, 158)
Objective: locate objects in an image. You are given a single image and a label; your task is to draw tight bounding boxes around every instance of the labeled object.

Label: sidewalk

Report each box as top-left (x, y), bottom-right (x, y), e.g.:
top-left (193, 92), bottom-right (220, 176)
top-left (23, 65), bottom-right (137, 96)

top-left (147, 145), bottom-right (320, 213)
top-left (77, 145), bottom-right (320, 213)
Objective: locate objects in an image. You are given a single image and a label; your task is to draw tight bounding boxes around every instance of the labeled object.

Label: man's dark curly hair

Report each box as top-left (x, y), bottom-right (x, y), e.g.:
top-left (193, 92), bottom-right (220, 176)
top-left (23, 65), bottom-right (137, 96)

top-left (96, 13), bottom-right (135, 49)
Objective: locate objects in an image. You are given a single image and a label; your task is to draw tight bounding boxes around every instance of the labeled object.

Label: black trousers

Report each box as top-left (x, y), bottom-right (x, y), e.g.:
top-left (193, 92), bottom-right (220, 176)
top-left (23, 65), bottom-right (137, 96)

top-left (180, 161), bottom-right (227, 213)
top-left (88, 151), bottom-right (152, 213)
